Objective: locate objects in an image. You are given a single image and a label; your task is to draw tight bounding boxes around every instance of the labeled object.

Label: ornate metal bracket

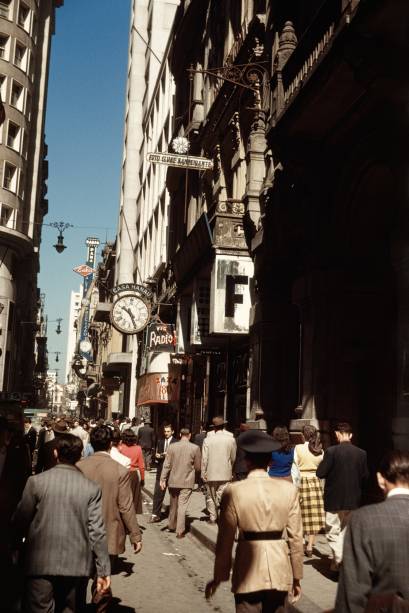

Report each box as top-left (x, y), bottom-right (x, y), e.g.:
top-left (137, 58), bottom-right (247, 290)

top-left (187, 61), bottom-right (268, 109)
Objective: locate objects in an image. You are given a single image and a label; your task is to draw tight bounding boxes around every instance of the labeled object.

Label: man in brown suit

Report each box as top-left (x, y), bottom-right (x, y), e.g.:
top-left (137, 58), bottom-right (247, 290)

top-left (77, 426), bottom-right (142, 611)
top-left (206, 430), bottom-right (303, 612)
top-left (160, 427), bottom-right (201, 538)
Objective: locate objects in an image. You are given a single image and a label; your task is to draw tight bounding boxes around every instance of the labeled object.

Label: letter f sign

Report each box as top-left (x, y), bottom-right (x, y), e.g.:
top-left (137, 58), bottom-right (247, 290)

top-left (225, 275), bottom-right (248, 317)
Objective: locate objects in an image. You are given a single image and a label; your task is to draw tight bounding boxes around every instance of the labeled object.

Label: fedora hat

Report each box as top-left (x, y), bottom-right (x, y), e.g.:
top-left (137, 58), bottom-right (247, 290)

top-left (212, 416), bottom-right (227, 427)
top-left (239, 430), bottom-right (280, 454)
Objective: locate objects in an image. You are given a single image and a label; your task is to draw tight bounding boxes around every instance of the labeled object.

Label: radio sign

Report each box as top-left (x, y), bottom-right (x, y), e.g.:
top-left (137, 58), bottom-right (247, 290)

top-left (147, 323), bottom-right (176, 352)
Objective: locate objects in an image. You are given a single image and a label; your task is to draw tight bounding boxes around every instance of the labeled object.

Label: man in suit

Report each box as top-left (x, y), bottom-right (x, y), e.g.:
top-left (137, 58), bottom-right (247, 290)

top-left (316, 421), bottom-right (368, 571)
top-left (149, 423), bottom-right (177, 523)
top-left (137, 416), bottom-right (155, 470)
top-left (205, 430), bottom-right (303, 612)
top-left (24, 417), bottom-right (37, 461)
top-left (160, 427), bottom-right (201, 538)
top-left (336, 450), bottom-right (409, 612)
top-left (36, 419), bottom-right (69, 473)
top-left (77, 426), bottom-right (142, 612)
top-left (12, 433), bottom-right (110, 613)
top-left (202, 416), bottom-right (237, 523)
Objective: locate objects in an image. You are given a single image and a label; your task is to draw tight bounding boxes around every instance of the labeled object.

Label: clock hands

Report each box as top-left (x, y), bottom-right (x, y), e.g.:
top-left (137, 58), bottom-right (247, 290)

top-left (121, 306), bottom-right (137, 328)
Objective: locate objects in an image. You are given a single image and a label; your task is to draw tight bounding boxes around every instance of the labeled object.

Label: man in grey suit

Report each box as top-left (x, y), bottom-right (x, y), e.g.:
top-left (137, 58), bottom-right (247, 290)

top-left (335, 450), bottom-right (409, 612)
top-left (160, 427), bottom-right (201, 538)
top-left (12, 433), bottom-right (110, 613)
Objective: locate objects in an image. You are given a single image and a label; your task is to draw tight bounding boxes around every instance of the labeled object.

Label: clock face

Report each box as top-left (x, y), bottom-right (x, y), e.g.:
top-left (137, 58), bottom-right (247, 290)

top-left (111, 294), bottom-right (150, 334)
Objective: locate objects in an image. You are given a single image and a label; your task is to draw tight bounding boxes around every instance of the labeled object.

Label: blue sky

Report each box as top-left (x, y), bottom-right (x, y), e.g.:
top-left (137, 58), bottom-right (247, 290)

top-left (39, 0), bottom-right (131, 381)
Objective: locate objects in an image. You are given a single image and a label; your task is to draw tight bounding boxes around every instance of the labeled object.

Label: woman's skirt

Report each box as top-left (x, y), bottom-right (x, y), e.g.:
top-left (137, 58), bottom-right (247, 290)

top-left (298, 475), bottom-right (325, 535)
top-left (129, 469), bottom-right (143, 514)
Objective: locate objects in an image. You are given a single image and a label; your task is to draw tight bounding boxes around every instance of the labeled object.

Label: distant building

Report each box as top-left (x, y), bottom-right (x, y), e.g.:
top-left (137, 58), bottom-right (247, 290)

top-left (0, 0), bottom-right (63, 392)
top-left (64, 287), bottom-right (82, 383)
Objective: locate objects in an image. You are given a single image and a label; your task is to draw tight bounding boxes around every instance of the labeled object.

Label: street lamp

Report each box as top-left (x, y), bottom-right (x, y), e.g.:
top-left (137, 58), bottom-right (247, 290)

top-left (50, 351), bottom-right (61, 363)
top-left (49, 221), bottom-right (73, 253)
top-left (55, 318), bottom-right (62, 335)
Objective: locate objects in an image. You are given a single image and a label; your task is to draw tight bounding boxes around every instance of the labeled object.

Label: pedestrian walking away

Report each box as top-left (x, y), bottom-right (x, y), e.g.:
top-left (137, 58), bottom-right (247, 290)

top-left (316, 421), bottom-right (368, 572)
top-left (137, 417), bottom-right (155, 471)
top-left (336, 449), bottom-right (409, 612)
top-left (150, 423), bottom-right (177, 522)
top-left (118, 427), bottom-right (145, 514)
top-left (206, 429), bottom-right (303, 612)
top-left (160, 427), bottom-right (201, 538)
top-left (77, 426), bottom-right (142, 611)
top-left (294, 424), bottom-right (325, 557)
top-left (12, 433), bottom-right (110, 613)
top-left (269, 426), bottom-right (295, 481)
top-left (201, 416), bottom-right (237, 523)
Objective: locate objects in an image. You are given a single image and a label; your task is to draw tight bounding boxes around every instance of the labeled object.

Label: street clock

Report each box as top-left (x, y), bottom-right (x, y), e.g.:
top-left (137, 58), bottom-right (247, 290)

top-left (111, 294), bottom-right (150, 334)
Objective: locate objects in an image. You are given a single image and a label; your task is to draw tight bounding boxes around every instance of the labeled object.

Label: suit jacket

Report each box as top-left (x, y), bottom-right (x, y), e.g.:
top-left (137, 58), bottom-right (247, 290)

top-left (77, 452), bottom-right (142, 555)
top-left (193, 431), bottom-right (206, 450)
top-left (160, 438), bottom-right (201, 489)
top-left (201, 431), bottom-right (237, 482)
top-left (12, 464), bottom-right (110, 578)
top-left (137, 425), bottom-right (155, 449)
top-left (155, 436), bottom-right (177, 464)
top-left (316, 441), bottom-right (368, 511)
top-left (335, 494), bottom-right (409, 612)
top-left (214, 470), bottom-right (303, 594)
top-left (24, 426), bottom-right (37, 455)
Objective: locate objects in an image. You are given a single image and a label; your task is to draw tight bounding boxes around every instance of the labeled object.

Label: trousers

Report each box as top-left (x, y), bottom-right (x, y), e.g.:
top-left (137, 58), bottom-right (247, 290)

top-left (234, 590), bottom-right (287, 612)
top-left (206, 481), bottom-right (229, 521)
top-left (24, 576), bottom-right (88, 613)
top-left (142, 448), bottom-right (152, 470)
top-left (152, 464), bottom-right (166, 516)
top-left (325, 510), bottom-right (351, 564)
top-left (168, 487), bottom-right (192, 534)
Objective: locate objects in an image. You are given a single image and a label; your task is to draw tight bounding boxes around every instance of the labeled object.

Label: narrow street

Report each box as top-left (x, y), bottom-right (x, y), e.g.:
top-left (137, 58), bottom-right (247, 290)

top-left (106, 501), bottom-right (234, 613)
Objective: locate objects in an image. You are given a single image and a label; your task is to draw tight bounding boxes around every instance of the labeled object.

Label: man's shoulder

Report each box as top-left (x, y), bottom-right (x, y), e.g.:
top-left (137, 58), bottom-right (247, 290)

top-left (78, 452), bottom-right (127, 475)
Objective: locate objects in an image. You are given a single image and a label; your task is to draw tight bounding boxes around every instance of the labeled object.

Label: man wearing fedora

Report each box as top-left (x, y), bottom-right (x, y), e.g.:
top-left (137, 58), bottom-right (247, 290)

top-left (137, 416), bottom-right (155, 471)
top-left (201, 416), bottom-right (237, 523)
top-left (36, 419), bottom-right (69, 473)
top-left (206, 430), bottom-right (303, 612)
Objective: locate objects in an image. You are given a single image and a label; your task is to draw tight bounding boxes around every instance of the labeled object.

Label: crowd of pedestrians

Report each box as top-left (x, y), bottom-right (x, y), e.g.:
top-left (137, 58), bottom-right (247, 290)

top-left (1, 411), bottom-right (409, 612)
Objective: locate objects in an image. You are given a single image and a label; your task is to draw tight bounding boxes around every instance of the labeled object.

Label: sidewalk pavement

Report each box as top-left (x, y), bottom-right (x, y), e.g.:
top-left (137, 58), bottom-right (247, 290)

top-left (142, 469), bottom-right (338, 612)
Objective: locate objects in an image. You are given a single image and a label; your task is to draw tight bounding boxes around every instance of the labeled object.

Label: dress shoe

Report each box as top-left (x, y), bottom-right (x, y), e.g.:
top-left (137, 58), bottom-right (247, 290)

top-left (176, 532), bottom-right (185, 539)
top-left (148, 515), bottom-right (161, 523)
top-left (165, 527), bottom-right (175, 533)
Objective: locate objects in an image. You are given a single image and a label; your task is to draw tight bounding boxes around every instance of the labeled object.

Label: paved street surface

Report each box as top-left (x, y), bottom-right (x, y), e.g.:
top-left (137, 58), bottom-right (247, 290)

top-left (96, 470), bottom-right (338, 612)
top-left (104, 504), bottom-right (235, 613)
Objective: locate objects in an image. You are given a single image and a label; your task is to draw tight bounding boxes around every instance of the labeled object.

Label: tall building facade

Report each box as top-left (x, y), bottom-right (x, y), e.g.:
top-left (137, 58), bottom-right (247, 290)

top-left (112, 0), bottom-right (179, 418)
top-left (0, 0), bottom-right (63, 392)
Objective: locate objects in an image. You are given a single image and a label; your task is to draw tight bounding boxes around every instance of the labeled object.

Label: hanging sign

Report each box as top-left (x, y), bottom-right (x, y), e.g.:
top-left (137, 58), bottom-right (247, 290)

top-left (73, 264), bottom-right (95, 277)
top-left (147, 323), bottom-right (176, 352)
top-left (147, 152), bottom-right (213, 171)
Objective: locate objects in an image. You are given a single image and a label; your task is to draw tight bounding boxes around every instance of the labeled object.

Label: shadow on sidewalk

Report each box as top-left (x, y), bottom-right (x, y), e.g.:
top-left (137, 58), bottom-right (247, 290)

top-left (304, 555), bottom-right (340, 583)
top-left (113, 556), bottom-right (135, 577)
top-left (85, 597), bottom-right (135, 612)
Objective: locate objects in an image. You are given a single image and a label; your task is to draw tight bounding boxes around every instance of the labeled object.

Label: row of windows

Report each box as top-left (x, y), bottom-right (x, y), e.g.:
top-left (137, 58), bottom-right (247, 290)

top-left (0, 34), bottom-right (35, 78)
top-left (0, 1), bottom-right (33, 35)
top-left (0, 73), bottom-right (31, 115)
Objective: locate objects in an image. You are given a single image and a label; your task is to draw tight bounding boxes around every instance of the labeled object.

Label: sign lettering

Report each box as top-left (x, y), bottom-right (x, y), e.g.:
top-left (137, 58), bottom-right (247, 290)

top-left (147, 152), bottom-right (213, 171)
